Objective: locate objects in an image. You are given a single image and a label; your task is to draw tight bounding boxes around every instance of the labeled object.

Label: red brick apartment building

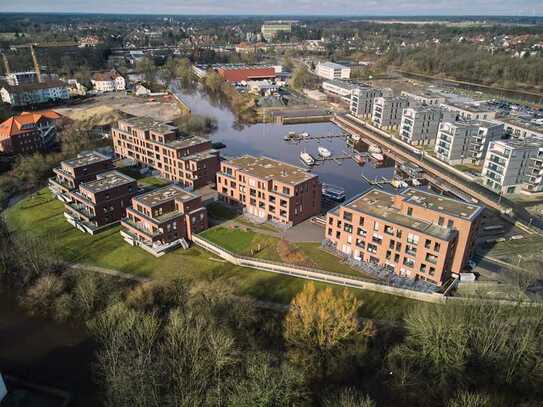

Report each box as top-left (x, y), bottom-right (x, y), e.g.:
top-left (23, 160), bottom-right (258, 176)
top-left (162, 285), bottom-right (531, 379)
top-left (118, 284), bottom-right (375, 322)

top-left (325, 188), bottom-right (482, 285)
top-left (0, 110), bottom-right (61, 154)
top-left (49, 151), bottom-right (114, 202)
top-left (64, 171), bottom-right (138, 234)
top-left (216, 66), bottom-right (276, 82)
top-left (111, 117), bottom-right (220, 190)
top-left (217, 155), bottom-right (321, 226)
top-left (120, 184), bottom-right (208, 256)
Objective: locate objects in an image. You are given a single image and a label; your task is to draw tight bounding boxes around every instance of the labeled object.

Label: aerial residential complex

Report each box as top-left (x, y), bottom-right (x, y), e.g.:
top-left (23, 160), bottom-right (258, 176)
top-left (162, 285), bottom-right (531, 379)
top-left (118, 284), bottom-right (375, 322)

top-left (49, 151), bottom-right (114, 202)
top-left (315, 62), bottom-right (351, 80)
top-left (350, 86), bottom-right (385, 118)
top-left (216, 155), bottom-right (321, 226)
top-left (120, 185), bottom-right (208, 256)
top-left (325, 188), bottom-right (482, 285)
top-left (111, 117), bottom-right (220, 190)
top-left (0, 110), bottom-right (62, 154)
top-left (482, 139), bottom-right (543, 194)
top-left (64, 171), bottom-right (138, 234)
top-left (372, 96), bottom-right (410, 129)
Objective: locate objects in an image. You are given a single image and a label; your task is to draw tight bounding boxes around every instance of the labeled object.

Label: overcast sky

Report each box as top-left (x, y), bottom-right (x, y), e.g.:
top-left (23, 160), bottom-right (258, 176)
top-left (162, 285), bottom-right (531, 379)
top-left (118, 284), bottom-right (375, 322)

top-left (0, 0), bottom-right (542, 16)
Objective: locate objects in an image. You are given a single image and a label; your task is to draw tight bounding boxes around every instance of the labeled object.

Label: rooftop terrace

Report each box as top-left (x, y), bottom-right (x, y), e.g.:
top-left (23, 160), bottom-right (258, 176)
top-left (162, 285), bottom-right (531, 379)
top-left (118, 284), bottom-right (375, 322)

top-left (134, 185), bottom-right (196, 208)
top-left (62, 151), bottom-right (110, 169)
top-left (166, 136), bottom-right (210, 149)
top-left (120, 116), bottom-right (177, 135)
top-left (402, 188), bottom-right (482, 220)
top-left (442, 101), bottom-right (495, 113)
top-left (345, 189), bottom-right (455, 241)
top-left (80, 171), bottom-right (135, 194)
top-left (227, 155), bottom-right (317, 186)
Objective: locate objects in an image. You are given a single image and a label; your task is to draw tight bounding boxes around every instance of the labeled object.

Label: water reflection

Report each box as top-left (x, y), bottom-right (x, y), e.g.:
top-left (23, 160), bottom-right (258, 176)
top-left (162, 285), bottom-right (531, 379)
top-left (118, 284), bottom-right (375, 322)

top-left (172, 84), bottom-right (396, 199)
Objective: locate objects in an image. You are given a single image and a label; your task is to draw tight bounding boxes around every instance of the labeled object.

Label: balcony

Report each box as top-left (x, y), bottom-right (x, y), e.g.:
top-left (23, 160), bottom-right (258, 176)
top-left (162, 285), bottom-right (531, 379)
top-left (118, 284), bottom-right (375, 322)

top-left (66, 202), bottom-right (95, 221)
top-left (121, 218), bottom-right (161, 239)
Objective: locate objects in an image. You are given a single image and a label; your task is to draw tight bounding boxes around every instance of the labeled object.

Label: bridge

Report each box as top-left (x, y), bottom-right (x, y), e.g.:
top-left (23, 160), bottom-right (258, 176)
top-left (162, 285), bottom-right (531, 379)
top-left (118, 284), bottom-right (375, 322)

top-left (331, 114), bottom-right (543, 235)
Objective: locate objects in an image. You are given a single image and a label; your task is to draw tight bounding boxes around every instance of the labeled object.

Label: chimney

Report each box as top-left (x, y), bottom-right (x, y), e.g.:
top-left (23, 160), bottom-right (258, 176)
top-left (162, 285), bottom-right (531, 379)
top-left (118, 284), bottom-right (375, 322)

top-left (30, 44), bottom-right (42, 83)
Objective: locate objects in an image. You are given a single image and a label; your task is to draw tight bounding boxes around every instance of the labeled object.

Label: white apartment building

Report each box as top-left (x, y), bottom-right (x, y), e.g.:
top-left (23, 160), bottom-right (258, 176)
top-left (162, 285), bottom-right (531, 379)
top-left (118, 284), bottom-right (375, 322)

top-left (434, 121), bottom-right (479, 165)
top-left (91, 70), bottom-right (126, 92)
top-left (350, 86), bottom-right (385, 118)
top-left (400, 106), bottom-right (452, 146)
top-left (322, 80), bottom-right (359, 102)
top-left (441, 102), bottom-right (497, 121)
top-left (401, 91), bottom-right (446, 106)
top-left (482, 139), bottom-right (543, 194)
top-left (315, 62), bottom-right (351, 80)
top-left (0, 80), bottom-right (70, 107)
top-left (467, 121), bottom-right (504, 163)
top-left (501, 119), bottom-right (543, 141)
top-left (372, 96), bottom-right (410, 129)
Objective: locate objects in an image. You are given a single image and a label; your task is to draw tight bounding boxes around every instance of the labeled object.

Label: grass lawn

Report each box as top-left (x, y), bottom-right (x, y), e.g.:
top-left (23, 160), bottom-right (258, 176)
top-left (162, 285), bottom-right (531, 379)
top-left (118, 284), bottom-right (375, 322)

top-left (482, 236), bottom-right (543, 261)
top-left (4, 188), bottom-right (422, 320)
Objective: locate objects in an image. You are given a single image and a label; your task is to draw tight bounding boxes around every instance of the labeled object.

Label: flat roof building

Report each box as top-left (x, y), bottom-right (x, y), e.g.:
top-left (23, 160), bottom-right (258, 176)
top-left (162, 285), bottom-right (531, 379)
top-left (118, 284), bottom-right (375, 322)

top-left (372, 96), bottom-right (410, 129)
top-left (482, 139), bottom-right (543, 195)
top-left (400, 106), bottom-right (452, 146)
top-left (49, 151), bottom-right (114, 202)
top-left (217, 155), bottom-right (321, 226)
top-left (64, 171), bottom-right (138, 234)
top-left (0, 80), bottom-right (69, 107)
top-left (401, 90), bottom-right (446, 106)
top-left (121, 184), bottom-right (208, 256)
top-left (112, 117), bottom-right (220, 190)
top-left (325, 188), bottom-right (482, 285)
top-left (261, 21), bottom-right (293, 41)
top-left (216, 65), bottom-right (277, 82)
top-left (322, 79), bottom-right (358, 102)
top-left (316, 62), bottom-right (351, 80)
top-left (441, 102), bottom-right (497, 121)
top-left (350, 86), bottom-right (387, 119)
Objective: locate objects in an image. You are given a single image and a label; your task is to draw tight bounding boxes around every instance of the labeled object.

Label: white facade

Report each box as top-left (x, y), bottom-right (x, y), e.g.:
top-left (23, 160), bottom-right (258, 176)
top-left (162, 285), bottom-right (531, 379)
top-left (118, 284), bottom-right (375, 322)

top-left (1, 82), bottom-right (70, 107)
top-left (434, 121), bottom-right (479, 165)
top-left (400, 106), bottom-right (447, 146)
top-left (322, 79), bottom-right (359, 103)
top-left (482, 139), bottom-right (543, 194)
top-left (315, 62), bottom-right (351, 80)
top-left (468, 121), bottom-right (504, 163)
top-left (441, 102), bottom-right (497, 121)
top-left (401, 91), bottom-right (446, 106)
top-left (350, 86), bottom-right (388, 118)
top-left (372, 96), bottom-right (410, 129)
top-left (500, 120), bottom-right (543, 141)
top-left (91, 71), bottom-right (126, 92)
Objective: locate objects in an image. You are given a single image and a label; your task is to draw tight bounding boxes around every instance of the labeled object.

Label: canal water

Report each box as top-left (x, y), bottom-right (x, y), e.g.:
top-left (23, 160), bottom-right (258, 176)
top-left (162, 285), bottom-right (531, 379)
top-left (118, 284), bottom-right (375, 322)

top-left (173, 83), bottom-right (397, 199)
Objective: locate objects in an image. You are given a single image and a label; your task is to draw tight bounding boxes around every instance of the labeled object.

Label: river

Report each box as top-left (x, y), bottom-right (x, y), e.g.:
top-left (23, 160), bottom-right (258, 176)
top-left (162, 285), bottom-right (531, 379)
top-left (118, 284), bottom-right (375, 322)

top-left (172, 83), bottom-right (397, 199)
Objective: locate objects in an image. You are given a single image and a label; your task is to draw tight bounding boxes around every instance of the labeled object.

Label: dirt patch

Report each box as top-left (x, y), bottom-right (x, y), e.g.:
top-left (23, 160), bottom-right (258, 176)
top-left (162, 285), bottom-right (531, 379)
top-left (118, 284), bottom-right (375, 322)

top-left (276, 239), bottom-right (313, 267)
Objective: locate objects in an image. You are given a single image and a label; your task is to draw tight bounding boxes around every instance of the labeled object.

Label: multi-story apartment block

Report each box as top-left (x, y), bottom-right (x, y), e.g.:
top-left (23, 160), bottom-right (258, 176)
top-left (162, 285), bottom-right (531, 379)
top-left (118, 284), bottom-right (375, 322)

top-left (435, 120), bottom-right (504, 165)
top-left (315, 62), bottom-right (351, 80)
top-left (399, 106), bottom-right (452, 146)
top-left (120, 185), bottom-right (208, 256)
top-left (350, 86), bottom-right (387, 118)
top-left (0, 110), bottom-right (62, 154)
top-left (0, 80), bottom-right (70, 107)
top-left (261, 21), bottom-right (293, 41)
top-left (501, 119), bottom-right (543, 141)
top-left (64, 171), bottom-right (138, 234)
top-left (216, 155), bottom-right (321, 226)
top-left (401, 91), bottom-right (446, 106)
top-left (325, 188), bottom-right (482, 285)
top-left (111, 117), bottom-right (220, 190)
top-left (482, 139), bottom-right (543, 194)
top-left (49, 151), bottom-right (114, 202)
top-left (441, 102), bottom-right (497, 121)
top-left (372, 96), bottom-right (410, 129)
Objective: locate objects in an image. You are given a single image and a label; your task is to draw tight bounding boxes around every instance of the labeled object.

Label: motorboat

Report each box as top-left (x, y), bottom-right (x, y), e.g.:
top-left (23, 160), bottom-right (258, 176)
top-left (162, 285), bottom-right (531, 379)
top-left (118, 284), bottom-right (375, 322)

top-left (368, 144), bottom-right (382, 154)
top-left (353, 153), bottom-right (365, 166)
top-left (318, 147), bottom-right (332, 158)
top-left (370, 152), bottom-right (384, 161)
top-left (322, 184), bottom-right (346, 201)
top-left (300, 151), bottom-right (315, 166)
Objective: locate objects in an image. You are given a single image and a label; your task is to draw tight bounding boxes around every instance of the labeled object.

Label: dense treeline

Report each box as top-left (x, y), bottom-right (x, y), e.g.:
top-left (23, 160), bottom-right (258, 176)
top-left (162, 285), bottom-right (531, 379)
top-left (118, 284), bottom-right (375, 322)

top-left (383, 44), bottom-right (543, 89)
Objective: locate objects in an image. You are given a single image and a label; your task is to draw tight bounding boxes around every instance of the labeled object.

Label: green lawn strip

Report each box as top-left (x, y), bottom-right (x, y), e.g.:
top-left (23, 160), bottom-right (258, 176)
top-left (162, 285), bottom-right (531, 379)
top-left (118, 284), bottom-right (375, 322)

top-left (483, 237), bottom-right (543, 259)
top-left (4, 188), bottom-right (420, 320)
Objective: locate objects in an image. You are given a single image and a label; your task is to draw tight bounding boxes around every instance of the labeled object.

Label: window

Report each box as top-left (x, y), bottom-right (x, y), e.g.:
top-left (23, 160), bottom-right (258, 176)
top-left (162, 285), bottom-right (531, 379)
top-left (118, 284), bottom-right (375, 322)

top-left (357, 227), bottom-right (367, 237)
top-left (405, 245), bottom-right (417, 256)
top-left (328, 217), bottom-right (333, 225)
top-left (367, 243), bottom-right (378, 254)
top-left (407, 207), bottom-right (413, 216)
top-left (356, 239), bottom-right (365, 249)
top-left (328, 228), bottom-right (332, 236)
top-left (429, 267), bottom-right (436, 276)
top-left (434, 242), bottom-right (441, 252)
top-left (373, 221), bottom-right (380, 232)
top-left (389, 240), bottom-right (395, 249)
top-left (384, 225), bottom-right (394, 235)
top-left (438, 216), bottom-right (444, 226)
top-left (403, 257), bottom-right (415, 268)
top-left (420, 264), bottom-right (427, 273)
top-left (372, 234), bottom-right (383, 245)
top-left (425, 253), bottom-right (438, 264)
top-left (447, 219), bottom-right (454, 228)
top-left (407, 233), bottom-right (419, 245)
top-left (425, 239), bottom-right (431, 249)
top-left (343, 211), bottom-right (353, 222)
top-left (359, 217), bottom-right (365, 226)
top-left (344, 223), bottom-right (353, 233)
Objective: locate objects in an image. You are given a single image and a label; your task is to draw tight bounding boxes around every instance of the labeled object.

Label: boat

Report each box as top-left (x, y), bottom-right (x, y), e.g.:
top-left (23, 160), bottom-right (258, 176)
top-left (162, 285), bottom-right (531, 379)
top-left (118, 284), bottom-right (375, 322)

top-left (353, 153), bottom-right (365, 166)
top-left (368, 144), bottom-right (382, 154)
top-left (351, 134), bottom-right (361, 142)
top-left (322, 184), bottom-right (346, 201)
top-left (318, 147), bottom-right (332, 158)
top-left (300, 151), bottom-right (315, 166)
top-left (370, 152), bottom-right (384, 161)
top-left (300, 132), bottom-right (310, 139)
top-left (412, 179), bottom-right (421, 186)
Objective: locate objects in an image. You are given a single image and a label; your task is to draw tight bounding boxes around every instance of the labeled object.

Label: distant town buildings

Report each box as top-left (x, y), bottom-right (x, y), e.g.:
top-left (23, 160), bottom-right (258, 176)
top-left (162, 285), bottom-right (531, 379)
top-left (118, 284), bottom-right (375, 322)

top-left (316, 62), bottom-right (351, 80)
top-left (112, 117), bottom-right (220, 190)
top-left (0, 110), bottom-right (62, 154)
top-left (372, 96), bottom-right (410, 129)
top-left (79, 35), bottom-right (102, 48)
top-left (0, 80), bottom-right (70, 107)
top-left (64, 171), bottom-right (138, 235)
top-left (216, 65), bottom-right (277, 82)
top-left (482, 139), bottom-right (543, 194)
top-left (121, 185), bottom-right (208, 256)
top-left (216, 155), bottom-right (321, 226)
top-left (49, 151), bottom-right (115, 202)
top-left (325, 188), bottom-right (482, 285)
top-left (4, 71), bottom-right (40, 86)
top-left (91, 69), bottom-right (126, 92)
top-left (261, 21), bottom-right (294, 42)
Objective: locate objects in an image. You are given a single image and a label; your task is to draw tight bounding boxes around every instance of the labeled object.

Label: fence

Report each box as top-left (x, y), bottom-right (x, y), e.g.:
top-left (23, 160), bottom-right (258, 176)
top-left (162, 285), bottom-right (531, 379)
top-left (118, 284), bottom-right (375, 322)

top-left (192, 235), bottom-right (447, 304)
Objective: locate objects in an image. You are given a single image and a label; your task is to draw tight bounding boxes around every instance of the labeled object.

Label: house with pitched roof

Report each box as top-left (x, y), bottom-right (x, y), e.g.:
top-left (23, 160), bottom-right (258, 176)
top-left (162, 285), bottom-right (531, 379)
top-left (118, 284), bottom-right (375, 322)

top-left (91, 70), bottom-right (126, 92)
top-left (0, 110), bottom-right (62, 154)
